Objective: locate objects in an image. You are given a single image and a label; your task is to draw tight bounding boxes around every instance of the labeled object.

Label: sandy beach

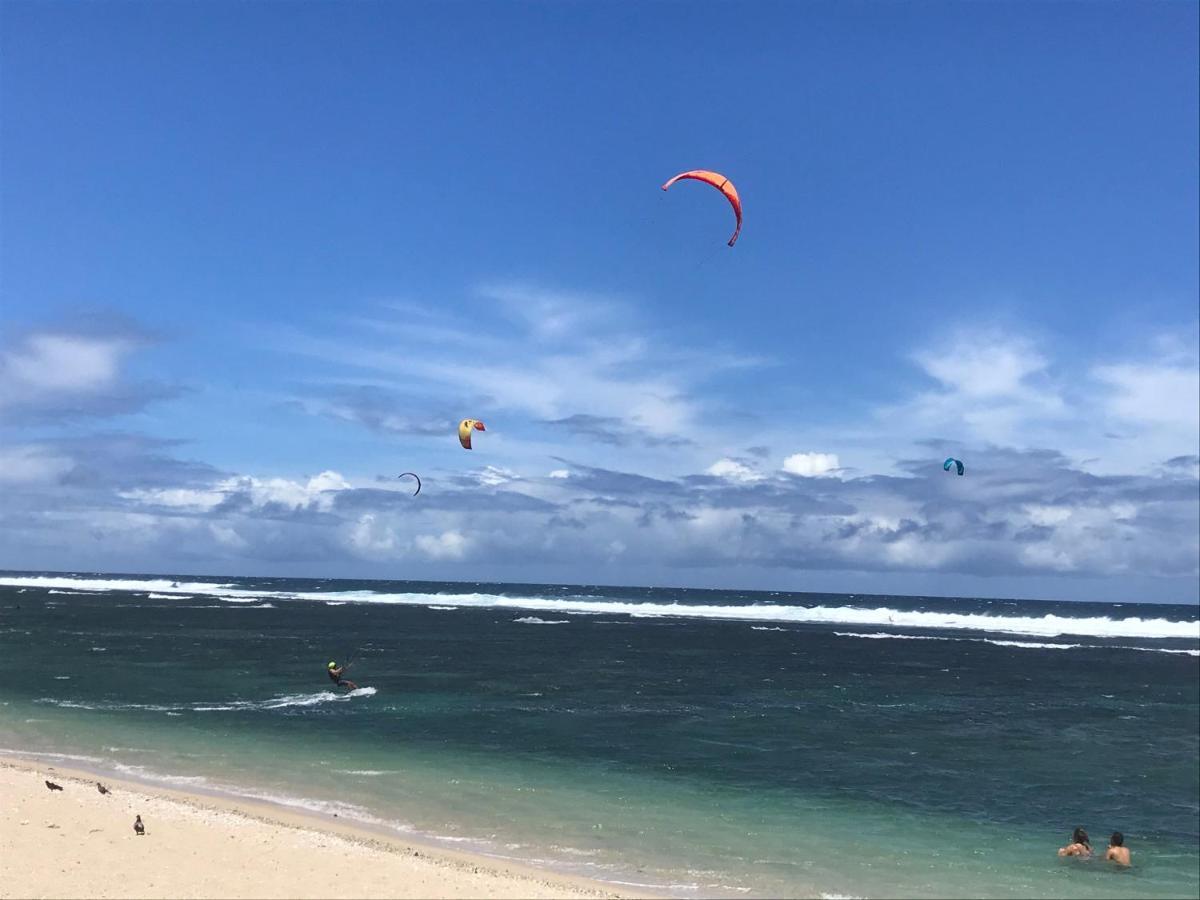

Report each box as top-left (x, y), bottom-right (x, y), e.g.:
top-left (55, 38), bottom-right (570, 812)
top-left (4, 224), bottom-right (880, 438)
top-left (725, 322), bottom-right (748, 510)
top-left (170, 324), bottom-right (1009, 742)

top-left (0, 759), bottom-right (644, 900)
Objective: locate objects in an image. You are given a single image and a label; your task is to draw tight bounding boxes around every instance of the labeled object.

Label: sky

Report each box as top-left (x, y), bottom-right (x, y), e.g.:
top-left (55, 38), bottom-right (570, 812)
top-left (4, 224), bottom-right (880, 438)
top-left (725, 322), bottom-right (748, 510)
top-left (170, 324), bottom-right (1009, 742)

top-left (1, 1), bottom-right (1197, 603)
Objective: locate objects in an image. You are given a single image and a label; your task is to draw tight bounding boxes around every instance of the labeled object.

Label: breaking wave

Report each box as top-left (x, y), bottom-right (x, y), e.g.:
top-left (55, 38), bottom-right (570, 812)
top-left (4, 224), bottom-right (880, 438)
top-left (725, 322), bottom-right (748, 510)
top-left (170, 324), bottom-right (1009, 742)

top-left (2, 574), bottom-right (1196, 641)
top-left (833, 632), bottom-right (1199, 656)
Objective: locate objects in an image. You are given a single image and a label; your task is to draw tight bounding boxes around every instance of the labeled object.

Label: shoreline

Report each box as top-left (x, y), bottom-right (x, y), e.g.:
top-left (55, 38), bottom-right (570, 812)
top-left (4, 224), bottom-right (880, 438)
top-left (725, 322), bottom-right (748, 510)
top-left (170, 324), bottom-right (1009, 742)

top-left (0, 756), bottom-right (656, 899)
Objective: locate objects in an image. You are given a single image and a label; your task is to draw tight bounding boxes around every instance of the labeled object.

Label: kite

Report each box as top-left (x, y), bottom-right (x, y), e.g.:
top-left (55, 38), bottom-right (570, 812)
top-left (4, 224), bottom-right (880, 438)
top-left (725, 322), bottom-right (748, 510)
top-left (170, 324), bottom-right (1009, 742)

top-left (459, 419), bottom-right (486, 450)
top-left (398, 472), bottom-right (421, 495)
top-left (943, 458), bottom-right (965, 477)
top-left (661, 169), bottom-right (742, 246)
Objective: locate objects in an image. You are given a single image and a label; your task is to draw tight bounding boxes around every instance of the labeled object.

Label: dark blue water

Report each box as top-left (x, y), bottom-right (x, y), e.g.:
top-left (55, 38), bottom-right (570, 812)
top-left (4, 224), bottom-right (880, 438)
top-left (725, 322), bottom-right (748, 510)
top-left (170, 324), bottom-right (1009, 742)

top-left (2, 571), bottom-right (1197, 898)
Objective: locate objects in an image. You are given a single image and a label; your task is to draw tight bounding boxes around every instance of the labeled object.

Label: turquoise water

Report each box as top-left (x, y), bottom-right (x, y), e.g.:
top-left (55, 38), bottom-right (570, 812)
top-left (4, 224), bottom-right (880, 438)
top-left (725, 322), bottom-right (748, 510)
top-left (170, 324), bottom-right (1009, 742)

top-left (2, 572), bottom-right (1197, 898)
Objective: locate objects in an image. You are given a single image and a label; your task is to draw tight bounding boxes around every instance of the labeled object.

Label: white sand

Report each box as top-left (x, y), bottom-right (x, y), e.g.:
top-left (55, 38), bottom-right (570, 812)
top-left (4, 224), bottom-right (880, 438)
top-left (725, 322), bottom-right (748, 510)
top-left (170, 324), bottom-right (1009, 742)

top-left (0, 759), bottom-right (651, 899)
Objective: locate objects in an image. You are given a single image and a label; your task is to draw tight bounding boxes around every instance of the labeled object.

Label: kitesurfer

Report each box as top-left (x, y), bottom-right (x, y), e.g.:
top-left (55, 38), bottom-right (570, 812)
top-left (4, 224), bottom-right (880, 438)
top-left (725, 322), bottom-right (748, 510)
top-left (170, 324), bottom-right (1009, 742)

top-left (326, 661), bottom-right (358, 692)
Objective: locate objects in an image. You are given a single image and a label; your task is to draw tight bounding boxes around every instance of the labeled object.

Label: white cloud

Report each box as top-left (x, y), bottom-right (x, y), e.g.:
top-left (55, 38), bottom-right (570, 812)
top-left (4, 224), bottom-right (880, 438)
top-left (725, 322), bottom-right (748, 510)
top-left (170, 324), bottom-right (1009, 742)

top-left (119, 486), bottom-right (225, 511)
top-left (867, 327), bottom-right (1199, 475)
top-left (476, 465), bottom-right (518, 487)
top-left (0, 445), bottom-right (74, 484)
top-left (1094, 362), bottom-right (1200, 429)
top-left (1024, 504), bottom-right (1072, 527)
top-left (548, 469), bottom-right (571, 479)
top-left (209, 523), bottom-right (248, 550)
top-left (414, 530), bottom-right (468, 560)
top-left (123, 470), bottom-right (351, 512)
top-left (0, 324), bottom-right (173, 423)
top-left (915, 333), bottom-right (1048, 398)
top-left (782, 452), bottom-right (840, 477)
top-left (349, 514), bottom-right (399, 557)
top-left (276, 284), bottom-right (756, 469)
top-left (2, 333), bottom-right (128, 393)
top-left (706, 458), bottom-right (764, 483)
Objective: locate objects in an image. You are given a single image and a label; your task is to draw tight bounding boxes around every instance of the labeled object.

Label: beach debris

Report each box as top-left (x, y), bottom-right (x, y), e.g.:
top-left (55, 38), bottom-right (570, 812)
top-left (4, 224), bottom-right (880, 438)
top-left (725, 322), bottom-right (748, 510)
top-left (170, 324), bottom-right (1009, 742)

top-left (458, 419), bottom-right (485, 450)
top-left (97, 782), bottom-right (111, 795)
top-left (44, 780), bottom-right (64, 792)
top-left (661, 169), bottom-right (743, 246)
top-left (133, 815), bottom-right (145, 836)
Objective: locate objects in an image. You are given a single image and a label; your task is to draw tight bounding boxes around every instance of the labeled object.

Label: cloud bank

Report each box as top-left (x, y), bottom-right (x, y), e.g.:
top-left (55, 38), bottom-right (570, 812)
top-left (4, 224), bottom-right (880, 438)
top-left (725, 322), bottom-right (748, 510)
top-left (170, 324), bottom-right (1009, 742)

top-left (2, 297), bottom-right (1196, 603)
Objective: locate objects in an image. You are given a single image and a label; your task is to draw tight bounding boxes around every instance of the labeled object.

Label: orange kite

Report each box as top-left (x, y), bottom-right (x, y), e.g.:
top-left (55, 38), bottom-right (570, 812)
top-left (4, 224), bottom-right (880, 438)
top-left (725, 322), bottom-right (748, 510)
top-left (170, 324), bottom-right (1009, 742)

top-left (661, 170), bottom-right (742, 247)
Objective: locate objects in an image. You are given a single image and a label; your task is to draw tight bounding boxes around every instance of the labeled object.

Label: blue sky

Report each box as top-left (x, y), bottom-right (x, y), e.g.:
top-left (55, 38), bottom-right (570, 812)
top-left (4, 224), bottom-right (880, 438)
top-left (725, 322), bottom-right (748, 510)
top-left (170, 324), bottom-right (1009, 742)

top-left (1, 1), bottom-right (1197, 602)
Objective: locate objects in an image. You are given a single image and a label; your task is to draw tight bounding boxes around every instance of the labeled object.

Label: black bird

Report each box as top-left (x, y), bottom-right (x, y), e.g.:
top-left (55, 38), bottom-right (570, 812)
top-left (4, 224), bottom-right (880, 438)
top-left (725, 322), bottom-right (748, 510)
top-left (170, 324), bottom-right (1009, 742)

top-left (97, 782), bottom-right (111, 795)
top-left (133, 815), bottom-right (145, 836)
top-left (45, 780), bottom-right (63, 792)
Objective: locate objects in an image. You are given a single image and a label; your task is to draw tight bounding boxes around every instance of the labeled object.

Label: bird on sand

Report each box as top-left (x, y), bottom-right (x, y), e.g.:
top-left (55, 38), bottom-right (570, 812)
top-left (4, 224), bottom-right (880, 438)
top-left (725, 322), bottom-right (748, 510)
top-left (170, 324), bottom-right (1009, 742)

top-left (97, 783), bottom-right (111, 795)
top-left (45, 780), bottom-right (63, 792)
top-left (133, 815), bottom-right (145, 836)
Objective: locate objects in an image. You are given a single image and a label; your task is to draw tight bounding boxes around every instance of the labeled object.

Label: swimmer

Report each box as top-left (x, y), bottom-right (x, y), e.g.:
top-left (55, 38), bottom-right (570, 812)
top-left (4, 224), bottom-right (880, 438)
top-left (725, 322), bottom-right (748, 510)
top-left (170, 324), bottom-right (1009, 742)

top-left (1058, 826), bottom-right (1092, 857)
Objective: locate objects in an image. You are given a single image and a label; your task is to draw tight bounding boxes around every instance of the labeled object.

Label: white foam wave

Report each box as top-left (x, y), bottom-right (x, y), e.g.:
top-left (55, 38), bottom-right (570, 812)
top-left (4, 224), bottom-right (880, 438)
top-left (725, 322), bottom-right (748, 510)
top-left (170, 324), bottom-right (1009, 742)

top-left (1, 574), bottom-right (1196, 641)
top-left (147, 593), bottom-right (193, 599)
top-left (48, 589), bottom-right (100, 595)
top-left (195, 687), bottom-right (376, 711)
top-left (104, 762), bottom-right (406, 828)
top-left (751, 626), bottom-right (787, 632)
top-left (334, 769), bottom-right (396, 776)
top-left (113, 763), bottom-right (210, 785)
top-left (834, 632), bottom-right (1200, 656)
top-left (514, 616), bottom-right (569, 625)
top-left (36, 687), bottom-right (377, 714)
top-left (0, 747), bottom-right (105, 765)
top-left (427, 605), bottom-right (458, 610)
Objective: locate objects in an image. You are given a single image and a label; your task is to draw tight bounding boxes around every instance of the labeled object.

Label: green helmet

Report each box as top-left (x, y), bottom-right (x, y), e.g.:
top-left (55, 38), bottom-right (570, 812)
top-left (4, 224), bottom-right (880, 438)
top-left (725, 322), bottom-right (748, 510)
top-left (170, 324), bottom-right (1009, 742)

top-left (328, 661), bottom-right (337, 669)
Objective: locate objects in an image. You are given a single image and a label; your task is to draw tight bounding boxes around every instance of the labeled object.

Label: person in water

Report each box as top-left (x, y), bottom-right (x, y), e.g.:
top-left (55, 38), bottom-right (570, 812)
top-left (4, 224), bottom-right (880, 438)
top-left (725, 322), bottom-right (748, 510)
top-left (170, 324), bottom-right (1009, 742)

top-left (1058, 826), bottom-right (1092, 857)
top-left (326, 661), bottom-right (358, 692)
top-left (1106, 832), bottom-right (1131, 867)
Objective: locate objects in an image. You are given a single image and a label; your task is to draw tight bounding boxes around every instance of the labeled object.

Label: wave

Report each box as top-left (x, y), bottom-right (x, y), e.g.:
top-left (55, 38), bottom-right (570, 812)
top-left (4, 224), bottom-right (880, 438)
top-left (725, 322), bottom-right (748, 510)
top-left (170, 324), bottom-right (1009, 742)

top-left (1, 574), bottom-right (1196, 641)
top-left (48, 589), bottom-right (101, 595)
top-left (514, 617), bottom-right (569, 625)
top-left (113, 763), bottom-right (209, 785)
top-left (148, 593), bottom-right (193, 599)
top-left (35, 687), bottom-right (377, 715)
top-left (427, 605), bottom-right (458, 611)
top-left (0, 747), bottom-right (106, 765)
top-left (833, 632), bottom-right (1200, 656)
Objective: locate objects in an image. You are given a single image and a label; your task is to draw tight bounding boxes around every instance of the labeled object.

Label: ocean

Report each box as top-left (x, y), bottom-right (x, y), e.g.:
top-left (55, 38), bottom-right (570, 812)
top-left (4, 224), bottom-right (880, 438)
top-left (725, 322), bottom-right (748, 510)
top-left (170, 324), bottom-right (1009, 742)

top-left (1, 571), bottom-right (1197, 898)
